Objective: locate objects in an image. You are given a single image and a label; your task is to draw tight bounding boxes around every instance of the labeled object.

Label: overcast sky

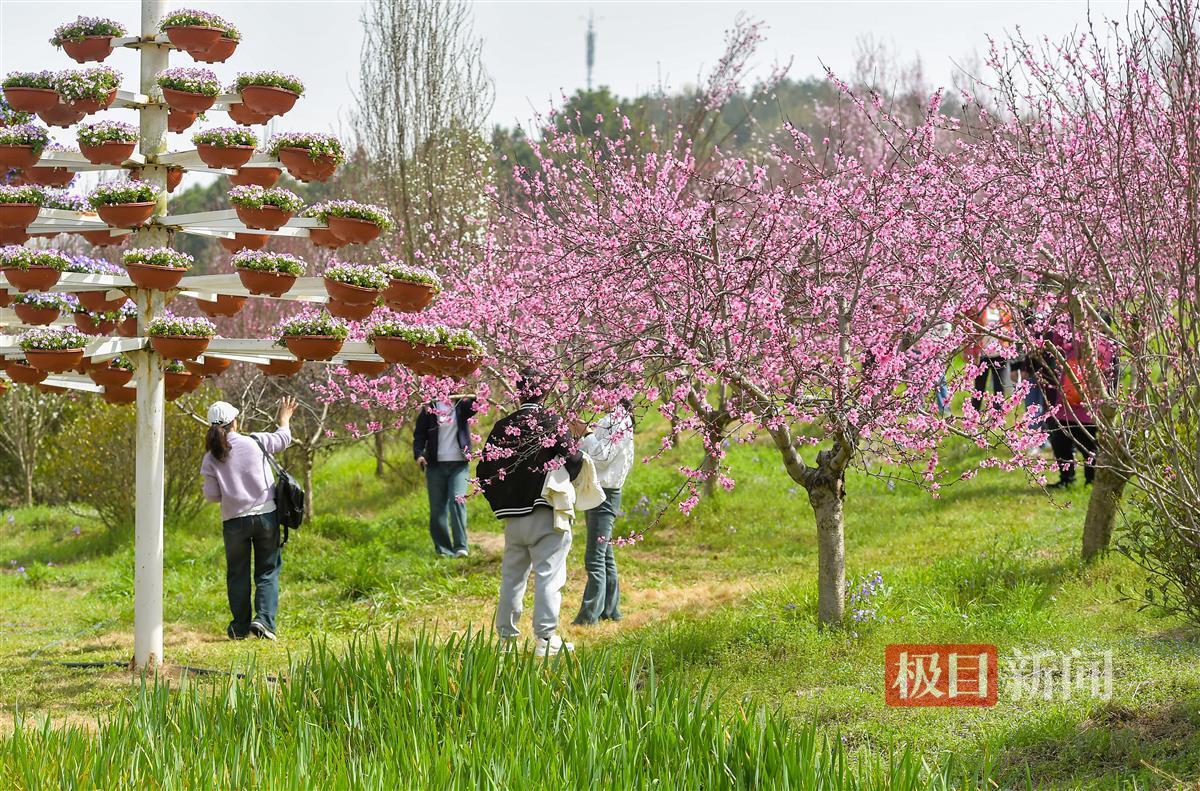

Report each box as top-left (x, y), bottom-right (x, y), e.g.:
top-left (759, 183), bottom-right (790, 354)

top-left (0, 0), bottom-right (1134, 182)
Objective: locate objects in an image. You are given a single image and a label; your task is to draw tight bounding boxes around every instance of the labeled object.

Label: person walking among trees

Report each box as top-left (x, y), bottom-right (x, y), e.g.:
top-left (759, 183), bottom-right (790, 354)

top-left (413, 395), bottom-right (477, 558)
top-left (477, 369), bottom-right (585, 656)
top-left (573, 397), bottom-right (635, 626)
top-left (965, 300), bottom-right (1014, 412)
top-left (1048, 328), bottom-right (1115, 488)
top-left (201, 397), bottom-right (297, 641)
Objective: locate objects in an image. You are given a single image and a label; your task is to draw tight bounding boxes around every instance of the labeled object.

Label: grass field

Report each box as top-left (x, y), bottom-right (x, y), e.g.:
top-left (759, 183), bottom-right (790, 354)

top-left (0, 416), bottom-right (1197, 788)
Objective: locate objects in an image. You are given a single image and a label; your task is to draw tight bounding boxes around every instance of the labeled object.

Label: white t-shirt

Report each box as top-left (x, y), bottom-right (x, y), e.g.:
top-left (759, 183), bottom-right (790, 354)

top-left (434, 400), bottom-right (466, 463)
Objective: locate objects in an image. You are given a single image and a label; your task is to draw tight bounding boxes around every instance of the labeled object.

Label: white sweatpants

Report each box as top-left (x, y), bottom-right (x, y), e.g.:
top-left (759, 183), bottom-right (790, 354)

top-left (495, 507), bottom-right (573, 640)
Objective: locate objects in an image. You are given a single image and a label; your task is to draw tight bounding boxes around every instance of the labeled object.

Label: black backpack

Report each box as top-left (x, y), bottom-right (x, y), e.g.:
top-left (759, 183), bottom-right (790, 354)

top-left (252, 436), bottom-right (306, 545)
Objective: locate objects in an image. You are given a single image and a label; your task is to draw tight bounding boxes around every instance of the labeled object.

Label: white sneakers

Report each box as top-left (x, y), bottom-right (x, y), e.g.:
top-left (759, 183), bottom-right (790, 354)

top-left (533, 635), bottom-right (574, 657)
top-left (250, 621), bottom-right (277, 641)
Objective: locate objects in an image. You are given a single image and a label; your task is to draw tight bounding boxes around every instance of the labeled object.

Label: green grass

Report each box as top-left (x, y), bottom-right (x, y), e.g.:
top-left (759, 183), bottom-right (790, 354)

top-left (0, 416), bottom-right (1197, 788)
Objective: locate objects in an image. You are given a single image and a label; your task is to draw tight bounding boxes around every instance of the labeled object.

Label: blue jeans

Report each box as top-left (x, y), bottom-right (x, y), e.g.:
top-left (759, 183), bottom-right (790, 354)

top-left (1024, 382), bottom-right (1047, 434)
top-left (574, 487), bottom-right (622, 624)
top-left (223, 511), bottom-right (282, 635)
top-left (426, 461), bottom-right (469, 556)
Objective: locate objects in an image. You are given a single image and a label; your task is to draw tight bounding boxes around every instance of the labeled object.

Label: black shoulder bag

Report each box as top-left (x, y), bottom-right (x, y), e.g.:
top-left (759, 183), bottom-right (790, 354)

top-left (251, 436), bottom-right (306, 545)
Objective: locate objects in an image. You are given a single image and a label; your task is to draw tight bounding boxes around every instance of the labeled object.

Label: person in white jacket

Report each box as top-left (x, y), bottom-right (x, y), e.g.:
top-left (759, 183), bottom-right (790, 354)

top-left (573, 400), bottom-right (635, 625)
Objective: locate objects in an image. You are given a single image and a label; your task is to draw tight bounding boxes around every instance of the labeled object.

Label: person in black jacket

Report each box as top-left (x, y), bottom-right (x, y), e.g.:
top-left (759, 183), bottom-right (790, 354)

top-left (413, 396), bottom-right (477, 557)
top-left (477, 368), bottom-right (583, 656)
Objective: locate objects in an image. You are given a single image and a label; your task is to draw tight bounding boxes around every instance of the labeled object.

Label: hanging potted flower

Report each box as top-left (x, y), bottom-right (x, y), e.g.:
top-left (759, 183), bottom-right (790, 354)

top-left (158, 8), bottom-right (231, 56)
top-left (233, 71), bottom-right (304, 117)
top-left (88, 180), bottom-right (161, 227)
top-left (185, 354), bottom-right (231, 377)
top-left (18, 326), bottom-right (89, 373)
top-left (257, 358), bottom-right (304, 377)
top-left (366, 320), bottom-right (440, 372)
top-left (228, 185), bottom-right (302, 231)
top-left (323, 262), bottom-right (387, 306)
top-left (122, 246), bottom-right (194, 290)
top-left (268, 132), bottom-right (344, 182)
top-left (217, 232), bottom-right (269, 253)
top-left (76, 119), bottom-right (138, 165)
top-left (13, 292), bottom-right (71, 326)
top-left (131, 165), bottom-right (184, 193)
top-left (167, 107), bottom-right (198, 134)
top-left (115, 301), bottom-right (139, 337)
top-left (53, 66), bottom-right (121, 114)
top-left (157, 66), bottom-right (221, 113)
top-left (229, 165), bottom-right (281, 188)
top-left (429, 327), bottom-right (484, 378)
top-left (64, 256), bottom-right (126, 312)
top-left (275, 312), bottom-right (348, 361)
top-left (2, 72), bottom-right (59, 113)
top-left (380, 260), bottom-right (441, 312)
top-left (303, 205), bottom-right (349, 249)
top-left (102, 384), bottom-right (136, 405)
top-left (72, 298), bottom-right (119, 335)
top-left (163, 359), bottom-right (197, 400)
top-left (196, 292), bottom-right (247, 318)
top-left (0, 246), bottom-right (68, 292)
top-left (6, 357), bottom-right (48, 386)
top-left (344, 359), bottom-right (389, 377)
top-left (0, 122), bottom-right (50, 169)
top-left (312, 200), bottom-right (394, 244)
top-left (37, 102), bottom-right (86, 129)
top-left (79, 228), bottom-right (126, 247)
top-left (231, 249), bottom-right (305, 296)
top-left (25, 144), bottom-right (74, 188)
top-left (194, 21), bottom-right (240, 64)
top-left (146, 313), bottom-right (215, 360)
top-left (51, 16), bottom-right (126, 63)
top-left (193, 126), bottom-right (258, 169)
top-left (88, 354), bottom-right (133, 388)
top-left (0, 185), bottom-right (43, 231)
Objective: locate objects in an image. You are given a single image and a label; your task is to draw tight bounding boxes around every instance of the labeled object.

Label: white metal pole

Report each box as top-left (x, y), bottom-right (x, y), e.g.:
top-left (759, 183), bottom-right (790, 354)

top-left (132, 0), bottom-right (169, 670)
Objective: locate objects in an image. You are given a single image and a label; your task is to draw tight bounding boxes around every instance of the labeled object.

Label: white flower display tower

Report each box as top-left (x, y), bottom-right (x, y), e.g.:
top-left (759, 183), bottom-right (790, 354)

top-left (0, 1), bottom-right (444, 669)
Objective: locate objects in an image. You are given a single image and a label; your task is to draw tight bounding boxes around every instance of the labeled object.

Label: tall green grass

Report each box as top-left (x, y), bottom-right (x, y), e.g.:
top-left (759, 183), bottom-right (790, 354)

top-left (0, 632), bottom-right (995, 790)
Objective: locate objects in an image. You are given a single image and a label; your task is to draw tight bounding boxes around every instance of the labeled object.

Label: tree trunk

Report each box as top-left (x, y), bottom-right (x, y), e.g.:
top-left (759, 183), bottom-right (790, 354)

top-left (374, 431), bottom-right (387, 478)
top-left (808, 482), bottom-right (846, 626)
top-left (24, 465), bottom-right (33, 507)
top-left (701, 451), bottom-right (718, 498)
top-left (1082, 463), bottom-right (1127, 562)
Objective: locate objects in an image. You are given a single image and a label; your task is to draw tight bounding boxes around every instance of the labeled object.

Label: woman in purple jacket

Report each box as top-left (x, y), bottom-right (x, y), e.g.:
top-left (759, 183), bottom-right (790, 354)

top-left (201, 397), bottom-right (296, 640)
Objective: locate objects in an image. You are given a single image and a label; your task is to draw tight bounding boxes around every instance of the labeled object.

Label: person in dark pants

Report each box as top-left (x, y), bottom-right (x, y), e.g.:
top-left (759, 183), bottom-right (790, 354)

top-left (201, 397), bottom-right (296, 641)
top-left (413, 396), bottom-right (477, 557)
top-left (574, 401), bottom-right (635, 625)
top-left (1047, 333), bottom-right (1114, 488)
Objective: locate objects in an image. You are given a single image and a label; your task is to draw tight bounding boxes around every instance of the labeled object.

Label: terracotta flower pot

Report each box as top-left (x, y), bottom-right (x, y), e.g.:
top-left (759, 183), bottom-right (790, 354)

top-left (0, 228), bottom-right (31, 245)
top-left (383, 280), bottom-right (436, 313)
top-left (257, 358), bottom-right (304, 377)
top-left (133, 167), bottom-right (183, 192)
top-left (196, 293), bottom-right (247, 317)
top-left (38, 383), bottom-right (70, 394)
top-left (164, 370), bottom-right (192, 398)
top-left (326, 298), bottom-right (375, 321)
top-left (161, 87), bottom-right (216, 113)
top-left (96, 202), bottom-right (156, 227)
top-left (66, 91), bottom-right (115, 114)
top-left (0, 145), bottom-right (39, 169)
top-left (345, 359), bottom-right (389, 377)
top-left (327, 216), bottom-right (382, 245)
top-left (80, 140), bottom-right (136, 165)
top-left (25, 166), bottom-right (74, 187)
top-left (227, 103), bottom-right (271, 126)
top-left (62, 36), bottom-right (115, 63)
top-left (116, 315), bottom-right (138, 337)
top-left (0, 290), bottom-right (11, 308)
top-left (236, 268), bottom-right (296, 297)
top-left (124, 262), bottom-right (186, 291)
top-left (74, 312), bottom-right (117, 335)
top-left (371, 336), bottom-right (432, 366)
top-left (167, 108), bottom-right (197, 133)
top-left (3, 87), bottom-right (59, 112)
top-left (193, 36), bottom-right (237, 64)
top-left (102, 386), bottom-right (136, 405)
top-left (80, 229), bottom-right (124, 247)
top-left (7, 362), bottom-right (47, 385)
top-left (283, 335), bottom-right (344, 361)
top-left (89, 365), bottom-right (133, 388)
top-left (3, 266), bottom-right (62, 292)
top-left (150, 335), bottom-right (210, 360)
top-left (308, 227), bottom-right (348, 249)
top-left (0, 203), bottom-right (40, 229)
top-left (218, 232), bottom-right (269, 253)
top-left (164, 25), bottom-right (223, 54)
top-left (239, 85), bottom-right (299, 117)
top-left (433, 347), bottom-right (483, 378)
top-left (197, 143), bottom-right (255, 169)
top-left (77, 290), bottom-right (127, 313)
top-left (185, 356), bottom-right (231, 377)
top-left (25, 348), bottom-right (85, 373)
top-left (324, 277), bottom-right (380, 306)
top-left (229, 166), bottom-right (281, 188)
top-left (38, 103), bottom-right (87, 128)
top-left (13, 304), bottom-right (62, 325)
top-left (235, 205), bottom-right (291, 231)
top-left (278, 148), bottom-right (337, 182)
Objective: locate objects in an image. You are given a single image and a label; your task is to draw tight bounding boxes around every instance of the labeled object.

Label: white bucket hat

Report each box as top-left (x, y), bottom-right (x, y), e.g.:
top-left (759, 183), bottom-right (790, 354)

top-left (207, 401), bottom-right (239, 426)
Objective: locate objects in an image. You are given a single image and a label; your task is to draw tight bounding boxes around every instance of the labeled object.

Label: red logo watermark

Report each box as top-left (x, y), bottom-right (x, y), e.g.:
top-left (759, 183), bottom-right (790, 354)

top-left (885, 644), bottom-right (998, 707)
